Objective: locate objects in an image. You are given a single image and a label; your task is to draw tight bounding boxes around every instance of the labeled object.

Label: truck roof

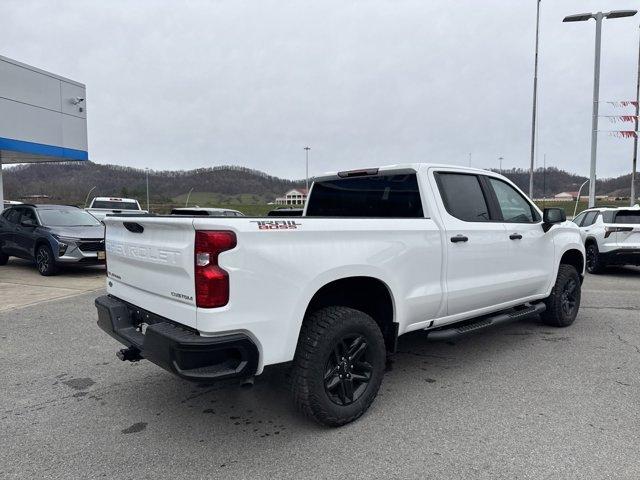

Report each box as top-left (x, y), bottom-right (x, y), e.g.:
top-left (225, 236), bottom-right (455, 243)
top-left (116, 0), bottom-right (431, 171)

top-left (314, 163), bottom-right (498, 182)
top-left (92, 197), bottom-right (138, 202)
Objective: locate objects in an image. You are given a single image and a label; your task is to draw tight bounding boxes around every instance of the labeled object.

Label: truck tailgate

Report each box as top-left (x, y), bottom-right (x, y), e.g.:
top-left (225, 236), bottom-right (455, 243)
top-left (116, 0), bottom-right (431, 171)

top-left (104, 216), bottom-right (198, 328)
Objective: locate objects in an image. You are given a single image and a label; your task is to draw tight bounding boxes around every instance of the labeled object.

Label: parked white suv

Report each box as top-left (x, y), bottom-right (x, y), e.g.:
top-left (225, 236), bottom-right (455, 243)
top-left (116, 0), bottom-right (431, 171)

top-left (96, 164), bottom-right (585, 426)
top-left (573, 205), bottom-right (640, 273)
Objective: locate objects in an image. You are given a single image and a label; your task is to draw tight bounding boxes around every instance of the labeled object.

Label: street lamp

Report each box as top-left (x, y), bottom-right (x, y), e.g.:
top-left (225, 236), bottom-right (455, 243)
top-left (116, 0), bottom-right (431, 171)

top-left (563, 9), bottom-right (637, 208)
top-left (84, 186), bottom-right (96, 208)
top-left (185, 187), bottom-right (194, 207)
top-left (498, 156), bottom-right (504, 174)
top-left (304, 146), bottom-right (311, 192)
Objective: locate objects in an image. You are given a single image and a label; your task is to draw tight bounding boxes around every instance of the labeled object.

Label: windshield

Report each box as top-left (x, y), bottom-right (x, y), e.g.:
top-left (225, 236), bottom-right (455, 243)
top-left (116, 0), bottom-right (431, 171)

top-left (38, 209), bottom-right (102, 227)
top-left (91, 200), bottom-right (140, 210)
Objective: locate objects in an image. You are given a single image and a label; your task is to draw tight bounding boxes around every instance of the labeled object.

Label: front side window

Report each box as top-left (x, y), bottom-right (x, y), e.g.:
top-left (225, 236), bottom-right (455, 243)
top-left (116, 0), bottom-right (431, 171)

top-left (38, 208), bottom-right (101, 227)
top-left (582, 211), bottom-right (598, 227)
top-left (572, 212), bottom-right (587, 226)
top-left (306, 174), bottom-right (423, 217)
top-left (436, 173), bottom-right (490, 222)
top-left (488, 178), bottom-right (536, 223)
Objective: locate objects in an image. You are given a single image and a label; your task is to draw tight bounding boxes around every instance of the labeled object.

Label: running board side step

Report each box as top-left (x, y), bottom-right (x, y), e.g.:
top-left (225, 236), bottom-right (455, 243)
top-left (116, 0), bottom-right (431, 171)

top-left (426, 302), bottom-right (546, 341)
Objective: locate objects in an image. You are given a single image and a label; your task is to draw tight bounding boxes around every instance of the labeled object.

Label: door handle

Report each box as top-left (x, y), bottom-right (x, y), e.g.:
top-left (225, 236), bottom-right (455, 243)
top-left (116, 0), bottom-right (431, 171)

top-left (509, 233), bottom-right (523, 240)
top-left (450, 235), bottom-right (469, 243)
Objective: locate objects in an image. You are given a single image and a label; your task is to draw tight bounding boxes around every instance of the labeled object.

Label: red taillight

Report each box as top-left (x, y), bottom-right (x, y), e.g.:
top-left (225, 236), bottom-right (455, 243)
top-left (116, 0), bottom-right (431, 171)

top-left (194, 231), bottom-right (237, 308)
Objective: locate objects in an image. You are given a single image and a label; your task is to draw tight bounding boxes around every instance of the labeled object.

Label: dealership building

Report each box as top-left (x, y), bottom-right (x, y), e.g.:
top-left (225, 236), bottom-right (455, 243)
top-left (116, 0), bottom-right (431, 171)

top-left (0, 54), bottom-right (88, 210)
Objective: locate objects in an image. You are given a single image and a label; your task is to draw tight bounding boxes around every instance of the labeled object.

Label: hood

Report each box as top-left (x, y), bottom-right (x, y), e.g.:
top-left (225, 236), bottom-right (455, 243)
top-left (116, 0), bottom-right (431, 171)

top-left (47, 224), bottom-right (105, 240)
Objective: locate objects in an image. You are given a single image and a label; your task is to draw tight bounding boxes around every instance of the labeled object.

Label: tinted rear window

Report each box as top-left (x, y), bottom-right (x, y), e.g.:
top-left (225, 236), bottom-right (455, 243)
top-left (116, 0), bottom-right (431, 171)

top-left (436, 173), bottom-right (490, 222)
top-left (306, 174), bottom-right (423, 217)
top-left (615, 210), bottom-right (640, 224)
top-left (91, 201), bottom-right (140, 210)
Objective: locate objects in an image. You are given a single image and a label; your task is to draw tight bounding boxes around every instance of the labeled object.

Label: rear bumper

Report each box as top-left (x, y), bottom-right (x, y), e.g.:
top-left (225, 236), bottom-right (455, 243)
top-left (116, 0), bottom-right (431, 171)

top-left (600, 248), bottom-right (640, 266)
top-left (95, 295), bottom-right (258, 382)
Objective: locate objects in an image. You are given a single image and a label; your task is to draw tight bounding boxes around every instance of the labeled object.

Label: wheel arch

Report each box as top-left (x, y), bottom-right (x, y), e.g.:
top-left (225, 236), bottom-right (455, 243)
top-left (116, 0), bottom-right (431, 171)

top-left (33, 237), bottom-right (53, 257)
top-left (559, 248), bottom-right (585, 276)
top-left (302, 276), bottom-right (397, 353)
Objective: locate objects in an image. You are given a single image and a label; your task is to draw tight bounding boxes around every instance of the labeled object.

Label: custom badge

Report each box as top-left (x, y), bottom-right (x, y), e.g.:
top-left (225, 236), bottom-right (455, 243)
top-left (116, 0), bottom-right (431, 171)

top-left (250, 220), bottom-right (302, 230)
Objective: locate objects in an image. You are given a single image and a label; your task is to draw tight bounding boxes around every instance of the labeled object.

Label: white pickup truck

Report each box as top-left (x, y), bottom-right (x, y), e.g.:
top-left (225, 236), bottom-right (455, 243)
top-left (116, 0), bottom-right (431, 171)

top-left (86, 197), bottom-right (147, 222)
top-left (96, 164), bottom-right (585, 426)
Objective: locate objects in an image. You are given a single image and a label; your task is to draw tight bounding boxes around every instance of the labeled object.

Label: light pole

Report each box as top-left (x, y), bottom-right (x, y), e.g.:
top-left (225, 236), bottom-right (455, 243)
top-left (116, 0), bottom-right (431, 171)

top-left (573, 179), bottom-right (590, 217)
top-left (84, 186), bottom-right (96, 208)
top-left (499, 156), bottom-right (504, 174)
top-left (563, 9), bottom-right (637, 208)
top-left (304, 146), bottom-right (311, 192)
top-left (185, 187), bottom-right (194, 207)
top-left (145, 168), bottom-right (150, 212)
top-left (468, 152), bottom-right (472, 167)
top-left (529, 0), bottom-right (542, 199)
top-left (632, 24), bottom-right (640, 206)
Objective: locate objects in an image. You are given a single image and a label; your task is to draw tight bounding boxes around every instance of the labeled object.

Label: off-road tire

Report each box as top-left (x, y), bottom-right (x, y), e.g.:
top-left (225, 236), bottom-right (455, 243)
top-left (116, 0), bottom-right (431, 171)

top-left (290, 306), bottom-right (386, 427)
top-left (36, 244), bottom-right (58, 276)
top-left (586, 243), bottom-right (605, 274)
top-left (541, 264), bottom-right (581, 327)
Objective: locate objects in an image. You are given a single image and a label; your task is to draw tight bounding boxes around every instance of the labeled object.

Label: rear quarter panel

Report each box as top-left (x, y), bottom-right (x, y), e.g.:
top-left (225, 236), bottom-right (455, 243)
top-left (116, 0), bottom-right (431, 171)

top-left (194, 217), bottom-right (444, 369)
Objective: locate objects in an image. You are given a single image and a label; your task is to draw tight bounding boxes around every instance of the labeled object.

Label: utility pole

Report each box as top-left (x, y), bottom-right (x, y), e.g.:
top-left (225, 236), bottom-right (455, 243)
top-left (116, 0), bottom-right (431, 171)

top-left (145, 168), bottom-right (150, 212)
top-left (468, 152), bottom-right (472, 167)
top-left (304, 146), bottom-right (311, 192)
top-left (529, 0), bottom-right (542, 199)
top-left (632, 24), bottom-right (640, 206)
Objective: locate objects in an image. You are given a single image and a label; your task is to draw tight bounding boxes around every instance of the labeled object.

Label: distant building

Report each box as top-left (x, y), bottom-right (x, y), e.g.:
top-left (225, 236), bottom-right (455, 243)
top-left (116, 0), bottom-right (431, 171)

top-left (554, 191), bottom-right (580, 201)
top-left (275, 188), bottom-right (308, 205)
top-left (20, 194), bottom-right (51, 201)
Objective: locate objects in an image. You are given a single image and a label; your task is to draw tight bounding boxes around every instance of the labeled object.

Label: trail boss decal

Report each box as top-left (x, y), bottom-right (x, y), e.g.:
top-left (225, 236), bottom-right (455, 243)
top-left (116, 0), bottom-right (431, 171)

top-left (251, 220), bottom-right (302, 230)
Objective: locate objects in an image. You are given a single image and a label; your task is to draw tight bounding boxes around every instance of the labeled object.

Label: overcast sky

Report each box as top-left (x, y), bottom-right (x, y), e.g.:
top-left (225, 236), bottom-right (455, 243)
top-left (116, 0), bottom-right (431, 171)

top-left (3, 0), bottom-right (640, 179)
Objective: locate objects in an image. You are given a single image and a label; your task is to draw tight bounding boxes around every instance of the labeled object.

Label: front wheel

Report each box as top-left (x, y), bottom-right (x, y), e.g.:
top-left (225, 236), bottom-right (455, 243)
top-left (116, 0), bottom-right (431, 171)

top-left (290, 306), bottom-right (386, 427)
top-left (541, 264), bottom-right (581, 327)
top-left (586, 243), bottom-right (605, 274)
top-left (36, 244), bottom-right (58, 276)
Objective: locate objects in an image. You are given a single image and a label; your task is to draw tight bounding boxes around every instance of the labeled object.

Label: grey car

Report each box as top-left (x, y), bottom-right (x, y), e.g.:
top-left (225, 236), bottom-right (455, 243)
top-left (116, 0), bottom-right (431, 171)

top-left (0, 204), bottom-right (105, 276)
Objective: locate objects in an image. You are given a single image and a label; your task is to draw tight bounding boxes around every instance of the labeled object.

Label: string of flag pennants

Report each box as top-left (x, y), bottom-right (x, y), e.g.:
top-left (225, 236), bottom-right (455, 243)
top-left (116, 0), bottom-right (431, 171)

top-left (600, 101), bottom-right (639, 138)
top-left (606, 101), bottom-right (639, 108)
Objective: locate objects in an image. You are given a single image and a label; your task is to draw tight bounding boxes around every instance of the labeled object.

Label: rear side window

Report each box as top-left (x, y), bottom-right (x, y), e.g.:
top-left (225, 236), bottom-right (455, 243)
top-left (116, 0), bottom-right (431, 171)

top-left (306, 174), bottom-right (423, 218)
top-left (2, 208), bottom-right (20, 224)
top-left (614, 210), bottom-right (640, 224)
top-left (436, 173), bottom-right (490, 222)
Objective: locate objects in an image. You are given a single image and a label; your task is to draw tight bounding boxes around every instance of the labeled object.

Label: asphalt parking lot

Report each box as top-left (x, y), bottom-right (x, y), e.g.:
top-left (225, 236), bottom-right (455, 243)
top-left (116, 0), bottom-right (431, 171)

top-left (2, 267), bottom-right (639, 479)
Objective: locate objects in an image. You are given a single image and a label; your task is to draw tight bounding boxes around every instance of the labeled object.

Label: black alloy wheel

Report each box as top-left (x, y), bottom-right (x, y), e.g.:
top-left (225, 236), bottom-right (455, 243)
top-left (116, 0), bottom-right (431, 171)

top-left (324, 334), bottom-right (373, 406)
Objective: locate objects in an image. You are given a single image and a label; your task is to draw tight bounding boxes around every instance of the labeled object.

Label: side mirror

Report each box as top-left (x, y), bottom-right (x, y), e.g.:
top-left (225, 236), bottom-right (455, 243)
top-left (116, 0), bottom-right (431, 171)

top-left (20, 219), bottom-right (37, 228)
top-left (542, 207), bottom-right (566, 232)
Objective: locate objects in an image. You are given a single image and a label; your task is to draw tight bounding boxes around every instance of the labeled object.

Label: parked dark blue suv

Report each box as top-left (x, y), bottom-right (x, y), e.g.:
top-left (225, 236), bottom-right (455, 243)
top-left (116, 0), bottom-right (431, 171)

top-left (0, 204), bottom-right (105, 276)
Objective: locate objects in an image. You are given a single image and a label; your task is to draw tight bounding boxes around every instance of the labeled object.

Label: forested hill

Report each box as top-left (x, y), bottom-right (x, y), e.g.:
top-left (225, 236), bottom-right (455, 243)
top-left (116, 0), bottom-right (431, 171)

top-left (3, 162), bottom-right (305, 204)
top-left (3, 162), bottom-right (638, 205)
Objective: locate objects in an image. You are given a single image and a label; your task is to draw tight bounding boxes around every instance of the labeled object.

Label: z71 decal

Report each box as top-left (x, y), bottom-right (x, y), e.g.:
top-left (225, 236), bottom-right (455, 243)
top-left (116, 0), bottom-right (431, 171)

top-left (250, 220), bottom-right (302, 230)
